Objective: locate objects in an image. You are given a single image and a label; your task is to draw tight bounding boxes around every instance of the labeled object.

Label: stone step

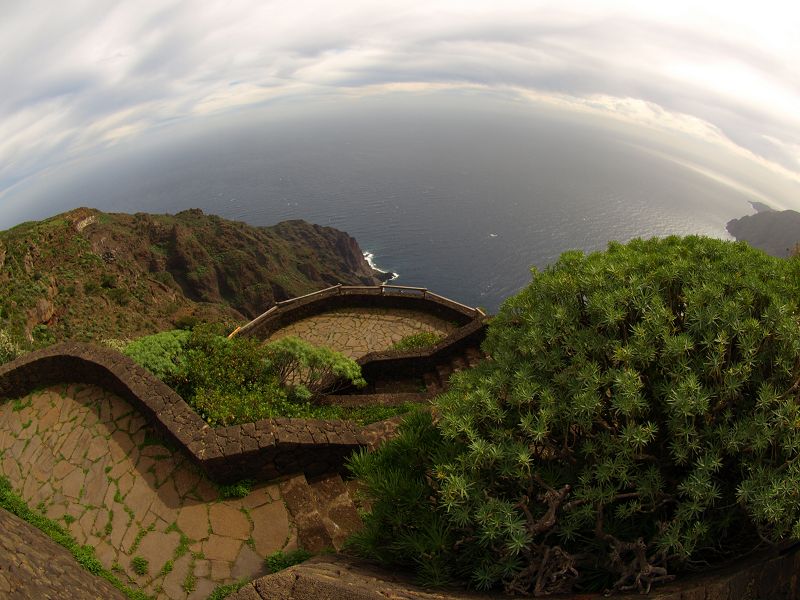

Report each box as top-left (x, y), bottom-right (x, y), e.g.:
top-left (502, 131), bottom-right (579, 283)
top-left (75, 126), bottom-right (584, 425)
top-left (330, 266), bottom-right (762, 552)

top-left (464, 346), bottom-right (483, 366)
top-left (307, 473), bottom-right (364, 551)
top-left (435, 363), bottom-right (453, 384)
top-left (449, 355), bottom-right (468, 372)
top-left (279, 473), bottom-right (363, 553)
top-left (279, 474), bottom-right (334, 553)
top-left (422, 371), bottom-right (441, 394)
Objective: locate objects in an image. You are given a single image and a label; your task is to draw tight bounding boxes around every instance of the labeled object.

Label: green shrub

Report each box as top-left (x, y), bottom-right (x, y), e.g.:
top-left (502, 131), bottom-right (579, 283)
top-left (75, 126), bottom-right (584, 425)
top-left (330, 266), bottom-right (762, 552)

top-left (391, 331), bottom-right (444, 352)
top-left (218, 479), bottom-right (255, 499)
top-left (108, 287), bottom-right (130, 306)
top-left (0, 329), bottom-right (22, 364)
top-left (175, 326), bottom-right (293, 426)
top-left (264, 336), bottom-right (366, 395)
top-left (101, 338), bottom-right (130, 353)
top-left (123, 330), bottom-right (190, 382)
top-left (173, 314), bottom-right (200, 330)
top-left (347, 411), bottom-right (460, 587)
top-left (31, 324), bottom-right (55, 347)
top-left (125, 326), bottom-right (375, 426)
top-left (100, 273), bottom-right (117, 289)
top-left (349, 236), bottom-right (800, 594)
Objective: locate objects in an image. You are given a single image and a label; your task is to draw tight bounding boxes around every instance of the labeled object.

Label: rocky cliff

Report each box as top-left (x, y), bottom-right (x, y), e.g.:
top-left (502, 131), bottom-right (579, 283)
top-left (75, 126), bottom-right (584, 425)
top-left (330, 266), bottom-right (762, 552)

top-left (726, 206), bottom-right (800, 258)
top-left (0, 208), bottom-right (383, 344)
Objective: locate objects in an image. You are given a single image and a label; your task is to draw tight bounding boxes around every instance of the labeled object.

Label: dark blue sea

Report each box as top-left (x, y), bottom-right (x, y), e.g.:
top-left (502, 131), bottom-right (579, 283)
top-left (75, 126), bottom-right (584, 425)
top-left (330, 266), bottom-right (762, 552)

top-left (2, 92), bottom-right (786, 312)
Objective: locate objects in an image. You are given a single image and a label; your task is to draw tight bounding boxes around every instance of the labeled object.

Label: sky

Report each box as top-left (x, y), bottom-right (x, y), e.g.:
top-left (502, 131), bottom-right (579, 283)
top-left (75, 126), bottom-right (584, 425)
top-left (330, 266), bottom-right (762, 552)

top-left (1, 0), bottom-right (799, 209)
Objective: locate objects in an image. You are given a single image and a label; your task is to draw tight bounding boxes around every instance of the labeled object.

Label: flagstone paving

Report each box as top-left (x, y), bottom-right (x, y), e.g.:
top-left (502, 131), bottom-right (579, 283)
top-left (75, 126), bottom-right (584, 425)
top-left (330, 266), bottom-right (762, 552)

top-left (266, 307), bottom-right (459, 358)
top-left (0, 384), bottom-right (298, 600)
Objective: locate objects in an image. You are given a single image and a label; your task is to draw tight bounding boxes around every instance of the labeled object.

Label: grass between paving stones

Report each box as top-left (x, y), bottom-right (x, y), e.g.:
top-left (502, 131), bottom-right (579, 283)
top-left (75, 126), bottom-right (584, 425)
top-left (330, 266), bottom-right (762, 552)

top-left (131, 555), bottom-right (149, 576)
top-left (207, 579), bottom-right (249, 600)
top-left (181, 570), bottom-right (196, 594)
top-left (0, 475), bottom-right (151, 600)
top-left (217, 479), bottom-right (254, 499)
top-left (265, 548), bottom-right (313, 573)
top-left (205, 549), bottom-right (315, 599)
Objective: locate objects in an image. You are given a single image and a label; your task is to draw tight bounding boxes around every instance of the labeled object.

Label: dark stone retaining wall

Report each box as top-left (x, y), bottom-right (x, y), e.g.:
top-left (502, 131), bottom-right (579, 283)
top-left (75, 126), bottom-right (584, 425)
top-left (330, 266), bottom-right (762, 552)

top-left (356, 318), bottom-right (488, 383)
top-left (0, 343), bottom-right (394, 484)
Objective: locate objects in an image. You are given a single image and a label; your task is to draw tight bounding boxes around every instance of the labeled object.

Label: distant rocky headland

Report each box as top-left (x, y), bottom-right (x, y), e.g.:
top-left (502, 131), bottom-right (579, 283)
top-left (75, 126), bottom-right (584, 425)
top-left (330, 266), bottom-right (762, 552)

top-left (0, 207), bottom-right (385, 344)
top-left (726, 202), bottom-right (800, 257)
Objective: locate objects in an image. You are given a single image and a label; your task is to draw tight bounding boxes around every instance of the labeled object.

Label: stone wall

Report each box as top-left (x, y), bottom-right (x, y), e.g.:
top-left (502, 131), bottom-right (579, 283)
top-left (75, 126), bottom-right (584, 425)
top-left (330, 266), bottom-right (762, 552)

top-left (236, 285), bottom-right (480, 340)
top-left (355, 317), bottom-right (487, 383)
top-left (0, 343), bottom-right (395, 484)
top-left (235, 284), bottom-right (488, 394)
top-left (231, 547), bottom-right (800, 600)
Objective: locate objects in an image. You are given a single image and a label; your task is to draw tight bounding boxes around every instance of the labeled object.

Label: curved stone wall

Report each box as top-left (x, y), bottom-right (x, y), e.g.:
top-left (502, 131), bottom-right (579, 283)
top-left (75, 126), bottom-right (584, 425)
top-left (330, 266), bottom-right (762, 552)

top-left (235, 284), bottom-right (483, 341)
top-left (355, 318), bottom-right (487, 383)
top-left (0, 343), bottom-right (394, 484)
top-left (235, 284), bottom-right (489, 394)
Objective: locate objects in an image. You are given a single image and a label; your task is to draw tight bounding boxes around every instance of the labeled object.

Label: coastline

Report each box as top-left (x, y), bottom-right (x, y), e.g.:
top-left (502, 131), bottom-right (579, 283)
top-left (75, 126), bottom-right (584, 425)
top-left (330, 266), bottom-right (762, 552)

top-left (363, 251), bottom-right (399, 282)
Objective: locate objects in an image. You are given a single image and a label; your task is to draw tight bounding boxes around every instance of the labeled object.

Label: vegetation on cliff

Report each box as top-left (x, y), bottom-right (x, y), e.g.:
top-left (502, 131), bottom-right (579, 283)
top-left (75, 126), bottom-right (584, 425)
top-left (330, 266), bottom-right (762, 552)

top-left (0, 207), bottom-right (381, 353)
top-left (349, 236), bottom-right (800, 594)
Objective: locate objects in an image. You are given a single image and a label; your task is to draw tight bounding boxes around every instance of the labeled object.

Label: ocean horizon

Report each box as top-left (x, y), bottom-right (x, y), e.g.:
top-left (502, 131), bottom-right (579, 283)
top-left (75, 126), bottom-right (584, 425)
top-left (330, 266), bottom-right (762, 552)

top-left (1, 93), bottom-right (785, 312)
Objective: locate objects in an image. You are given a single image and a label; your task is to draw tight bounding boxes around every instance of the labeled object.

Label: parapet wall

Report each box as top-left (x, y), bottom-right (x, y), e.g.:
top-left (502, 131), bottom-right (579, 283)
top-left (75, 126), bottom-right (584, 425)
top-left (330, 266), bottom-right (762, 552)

top-left (235, 284), bottom-right (489, 392)
top-left (235, 284), bottom-right (483, 340)
top-left (356, 317), bottom-right (487, 382)
top-left (0, 343), bottom-right (396, 484)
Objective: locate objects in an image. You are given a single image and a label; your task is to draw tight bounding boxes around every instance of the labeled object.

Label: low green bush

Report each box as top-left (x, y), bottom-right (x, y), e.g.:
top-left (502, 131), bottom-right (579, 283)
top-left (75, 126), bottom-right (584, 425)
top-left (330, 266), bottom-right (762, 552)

top-left (124, 326), bottom-right (372, 426)
top-left (0, 329), bottom-right (23, 364)
top-left (265, 336), bottom-right (366, 395)
top-left (265, 548), bottom-right (313, 573)
top-left (391, 331), bottom-right (444, 352)
top-left (348, 236), bottom-right (800, 595)
top-left (123, 329), bottom-right (190, 381)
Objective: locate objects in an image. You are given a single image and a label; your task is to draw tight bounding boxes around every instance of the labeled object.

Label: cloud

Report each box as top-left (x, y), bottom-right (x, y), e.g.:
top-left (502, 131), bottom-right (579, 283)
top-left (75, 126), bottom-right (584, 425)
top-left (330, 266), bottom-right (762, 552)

top-left (1, 0), bottom-right (799, 196)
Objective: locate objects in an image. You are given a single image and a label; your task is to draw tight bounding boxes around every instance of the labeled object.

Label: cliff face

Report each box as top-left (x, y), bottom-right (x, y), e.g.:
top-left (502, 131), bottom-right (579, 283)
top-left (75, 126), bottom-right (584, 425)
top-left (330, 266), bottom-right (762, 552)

top-left (726, 209), bottom-right (800, 258)
top-left (0, 208), bottom-right (382, 343)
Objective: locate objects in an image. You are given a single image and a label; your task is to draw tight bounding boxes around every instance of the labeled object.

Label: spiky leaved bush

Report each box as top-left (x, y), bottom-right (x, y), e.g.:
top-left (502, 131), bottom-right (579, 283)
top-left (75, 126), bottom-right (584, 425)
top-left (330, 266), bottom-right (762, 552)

top-left (123, 329), bottom-right (190, 381)
top-left (350, 236), bottom-right (800, 595)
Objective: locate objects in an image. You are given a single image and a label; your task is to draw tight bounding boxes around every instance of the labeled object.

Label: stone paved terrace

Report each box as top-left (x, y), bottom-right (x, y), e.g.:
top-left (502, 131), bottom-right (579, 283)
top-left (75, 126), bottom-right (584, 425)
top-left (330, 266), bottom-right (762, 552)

top-left (0, 383), bottom-right (297, 600)
top-left (265, 306), bottom-right (459, 358)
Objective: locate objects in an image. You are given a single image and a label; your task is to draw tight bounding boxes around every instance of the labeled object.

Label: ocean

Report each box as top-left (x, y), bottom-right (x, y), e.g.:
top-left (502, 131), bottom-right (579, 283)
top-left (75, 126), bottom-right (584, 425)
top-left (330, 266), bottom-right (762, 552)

top-left (1, 93), bottom-right (780, 312)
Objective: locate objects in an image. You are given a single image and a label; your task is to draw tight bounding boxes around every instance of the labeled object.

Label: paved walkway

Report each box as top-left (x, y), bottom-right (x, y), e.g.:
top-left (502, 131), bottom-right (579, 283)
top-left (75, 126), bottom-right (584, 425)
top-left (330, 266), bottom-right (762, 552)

top-left (0, 384), bottom-right (297, 600)
top-left (266, 307), bottom-right (458, 358)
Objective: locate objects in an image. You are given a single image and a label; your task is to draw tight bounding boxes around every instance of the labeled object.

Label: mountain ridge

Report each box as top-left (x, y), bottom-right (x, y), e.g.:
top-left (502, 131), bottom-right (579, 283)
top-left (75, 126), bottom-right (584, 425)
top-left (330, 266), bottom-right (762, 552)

top-left (0, 207), bottom-right (384, 345)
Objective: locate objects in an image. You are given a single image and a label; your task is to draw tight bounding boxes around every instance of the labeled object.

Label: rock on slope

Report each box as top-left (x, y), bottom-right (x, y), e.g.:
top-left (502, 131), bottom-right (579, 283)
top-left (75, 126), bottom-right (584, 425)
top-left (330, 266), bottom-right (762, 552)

top-left (0, 207), bottom-right (383, 343)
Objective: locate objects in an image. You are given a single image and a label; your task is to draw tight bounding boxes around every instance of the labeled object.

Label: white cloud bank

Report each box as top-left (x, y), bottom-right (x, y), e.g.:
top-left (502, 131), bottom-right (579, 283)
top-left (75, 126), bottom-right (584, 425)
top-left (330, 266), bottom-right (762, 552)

top-left (1, 0), bottom-right (799, 198)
